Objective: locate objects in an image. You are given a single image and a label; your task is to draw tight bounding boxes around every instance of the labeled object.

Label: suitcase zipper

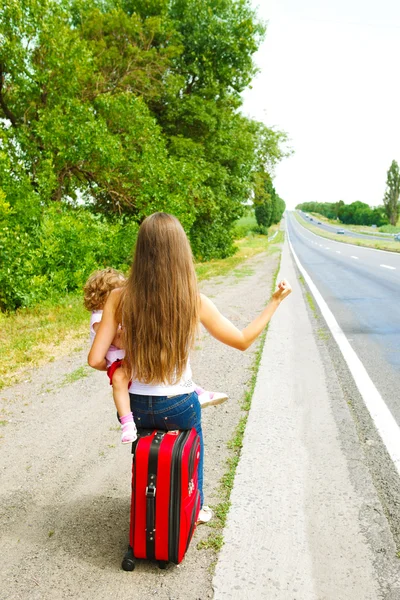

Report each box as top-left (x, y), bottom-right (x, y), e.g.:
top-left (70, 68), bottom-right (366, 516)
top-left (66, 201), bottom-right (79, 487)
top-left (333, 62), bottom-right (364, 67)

top-left (188, 435), bottom-right (198, 481)
top-left (185, 489), bottom-right (200, 553)
top-left (168, 430), bottom-right (190, 563)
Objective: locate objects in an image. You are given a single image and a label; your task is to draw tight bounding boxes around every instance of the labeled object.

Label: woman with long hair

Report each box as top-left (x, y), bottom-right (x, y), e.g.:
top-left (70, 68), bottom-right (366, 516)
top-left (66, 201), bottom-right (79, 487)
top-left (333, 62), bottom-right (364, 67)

top-left (88, 212), bottom-right (291, 522)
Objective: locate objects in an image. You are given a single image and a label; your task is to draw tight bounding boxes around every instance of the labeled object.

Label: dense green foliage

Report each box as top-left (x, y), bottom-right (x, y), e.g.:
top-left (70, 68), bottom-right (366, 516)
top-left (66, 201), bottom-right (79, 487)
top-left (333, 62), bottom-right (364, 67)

top-left (0, 0), bottom-right (289, 310)
top-left (0, 202), bottom-right (138, 311)
top-left (383, 160), bottom-right (400, 226)
top-left (296, 201), bottom-right (388, 227)
top-left (254, 171), bottom-right (286, 231)
top-left (233, 209), bottom-right (268, 237)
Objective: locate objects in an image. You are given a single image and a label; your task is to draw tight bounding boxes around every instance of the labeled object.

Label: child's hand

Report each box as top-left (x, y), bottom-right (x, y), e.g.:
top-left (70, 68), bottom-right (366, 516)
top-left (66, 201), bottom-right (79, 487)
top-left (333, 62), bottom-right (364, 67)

top-left (272, 279), bottom-right (292, 303)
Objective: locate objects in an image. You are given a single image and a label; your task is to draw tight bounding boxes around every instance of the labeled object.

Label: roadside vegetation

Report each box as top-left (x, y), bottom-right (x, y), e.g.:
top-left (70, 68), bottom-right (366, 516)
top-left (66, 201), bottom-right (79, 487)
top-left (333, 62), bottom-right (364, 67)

top-left (1, 1), bottom-right (290, 386)
top-left (306, 213), bottom-right (400, 236)
top-left (296, 159), bottom-right (400, 229)
top-left (294, 212), bottom-right (400, 252)
top-left (296, 200), bottom-right (388, 228)
top-left (0, 0), bottom-right (290, 313)
top-left (0, 219), bottom-right (282, 390)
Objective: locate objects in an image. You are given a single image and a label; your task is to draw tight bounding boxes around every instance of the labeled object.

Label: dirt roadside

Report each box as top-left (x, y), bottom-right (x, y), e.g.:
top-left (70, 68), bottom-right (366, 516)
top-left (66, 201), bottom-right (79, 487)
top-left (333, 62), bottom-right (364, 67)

top-left (0, 247), bottom-right (280, 600)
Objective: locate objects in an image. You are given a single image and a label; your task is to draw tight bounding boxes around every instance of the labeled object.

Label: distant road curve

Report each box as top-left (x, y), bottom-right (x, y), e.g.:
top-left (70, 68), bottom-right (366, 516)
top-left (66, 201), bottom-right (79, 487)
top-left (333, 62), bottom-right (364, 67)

top-left (296, 210), bottom-right (396, 242)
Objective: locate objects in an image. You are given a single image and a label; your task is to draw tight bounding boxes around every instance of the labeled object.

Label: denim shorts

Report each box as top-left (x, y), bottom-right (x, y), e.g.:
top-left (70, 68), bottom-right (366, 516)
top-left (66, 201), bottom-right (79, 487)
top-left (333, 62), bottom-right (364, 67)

top-left (129, 391), bottom-right (200, 431)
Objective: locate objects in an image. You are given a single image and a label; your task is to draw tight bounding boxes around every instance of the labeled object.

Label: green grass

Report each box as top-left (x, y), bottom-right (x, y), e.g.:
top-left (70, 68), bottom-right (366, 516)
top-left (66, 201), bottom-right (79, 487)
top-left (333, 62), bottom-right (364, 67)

top-left (197, 532), bottom-right (224, 552)
top-left (305, 292), bottom-right (317, 316)
top-left (380, 224), bottom-right (400, 233)
top-left (317, 328), bottom-right (329, 341)
top-left (297, 267), bottom-right (318, 319)
top-left (0, 227), bottom-right (283, 390)
top-left (197, 254), bottom-right (282, 556)
top-left (0, 294), bottom-right (88, 390)
top-left (61, 366), bottom-right (91, 386)
top-left (295, 213), bottom-right (400, 253)
top-left (233, 213), bottom-right (259, 238)
top-left (233, 266), bottom-right (255, 279)
top-left (195, 226), bottom-right (281, 282)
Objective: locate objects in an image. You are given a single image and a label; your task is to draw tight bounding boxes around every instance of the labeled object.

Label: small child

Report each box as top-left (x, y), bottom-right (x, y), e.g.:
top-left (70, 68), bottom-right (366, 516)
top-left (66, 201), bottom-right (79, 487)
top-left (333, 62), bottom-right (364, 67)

top-left (84, 268), bottom-right (137, 444)
top-left (84, 268), bottom-right (229, 444)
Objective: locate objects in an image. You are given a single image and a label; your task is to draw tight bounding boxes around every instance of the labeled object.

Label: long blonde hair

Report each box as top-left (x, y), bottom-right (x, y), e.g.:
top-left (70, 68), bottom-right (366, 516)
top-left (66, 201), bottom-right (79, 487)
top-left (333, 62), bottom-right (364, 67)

top-left (122, 213), bottom-right (199, 384)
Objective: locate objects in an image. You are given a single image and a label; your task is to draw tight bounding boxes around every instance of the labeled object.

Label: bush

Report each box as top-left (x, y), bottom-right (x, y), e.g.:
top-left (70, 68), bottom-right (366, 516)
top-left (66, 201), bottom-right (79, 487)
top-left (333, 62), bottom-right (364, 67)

top-left (233, 214), bottom-right (258, 238)
top-left (379, 224), bottom-right (400, 233)
top-left (255, 204), bottom-right (269, 228)
top-left (297, 201), bottom-right (388, 227)
top-left (0, 204), bottom-right (138, 311)
top-left (233, 212), bottom-right (269, 239)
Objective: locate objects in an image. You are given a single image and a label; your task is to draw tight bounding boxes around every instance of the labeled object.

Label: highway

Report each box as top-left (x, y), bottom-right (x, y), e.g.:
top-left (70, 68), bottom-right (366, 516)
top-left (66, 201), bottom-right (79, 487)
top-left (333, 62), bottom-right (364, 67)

top-left (297, 209), bottom-right (397, 241)
top-left (287, 211), bottom-right (400, 421)
top-left (287, 210), bottom-right (400, 550)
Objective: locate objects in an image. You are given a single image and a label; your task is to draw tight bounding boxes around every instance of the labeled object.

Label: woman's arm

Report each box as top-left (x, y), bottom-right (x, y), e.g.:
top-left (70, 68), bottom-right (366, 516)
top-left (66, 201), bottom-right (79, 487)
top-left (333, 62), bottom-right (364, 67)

top-left (199, 280), bottom-right (291, 351)
top-left (88, 289), bottom-right (121, 370)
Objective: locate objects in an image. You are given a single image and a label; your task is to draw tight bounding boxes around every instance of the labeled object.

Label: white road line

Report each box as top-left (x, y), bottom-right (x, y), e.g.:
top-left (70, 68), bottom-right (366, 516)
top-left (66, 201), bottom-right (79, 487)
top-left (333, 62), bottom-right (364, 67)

top-left (351, 256), bottom-right (359, 260)
top-left (380, 264), bottom-right (396, 270)
top-left (287, 229), bottom-right (400, 477)
top-left (325, 247), bottom-right (330, 250)
top-left (336, 251), bottom-right (341, 254)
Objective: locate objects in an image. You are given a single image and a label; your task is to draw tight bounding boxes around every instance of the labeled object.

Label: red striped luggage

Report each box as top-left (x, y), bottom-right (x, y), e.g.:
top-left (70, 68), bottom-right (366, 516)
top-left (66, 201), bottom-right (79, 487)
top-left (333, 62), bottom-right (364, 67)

top-left (121, 428), bottom-right (201, 570)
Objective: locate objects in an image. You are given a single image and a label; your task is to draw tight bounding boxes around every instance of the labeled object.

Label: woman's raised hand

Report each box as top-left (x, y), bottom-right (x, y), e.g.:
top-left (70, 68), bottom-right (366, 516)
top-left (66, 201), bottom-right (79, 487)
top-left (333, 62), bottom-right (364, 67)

top-left (272, 279), bottom-right (292, 303)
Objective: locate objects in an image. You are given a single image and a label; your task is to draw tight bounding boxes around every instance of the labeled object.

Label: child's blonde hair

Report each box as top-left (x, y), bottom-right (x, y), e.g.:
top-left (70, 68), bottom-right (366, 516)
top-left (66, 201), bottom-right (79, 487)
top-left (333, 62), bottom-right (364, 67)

top-left (83, 268), bottom-right (126, 311)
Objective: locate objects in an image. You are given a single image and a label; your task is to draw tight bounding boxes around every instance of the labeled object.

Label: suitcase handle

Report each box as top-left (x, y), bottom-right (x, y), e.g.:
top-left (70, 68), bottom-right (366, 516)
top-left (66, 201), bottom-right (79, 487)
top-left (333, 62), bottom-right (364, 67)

top-left (146, 482), bottom-right (156, 548)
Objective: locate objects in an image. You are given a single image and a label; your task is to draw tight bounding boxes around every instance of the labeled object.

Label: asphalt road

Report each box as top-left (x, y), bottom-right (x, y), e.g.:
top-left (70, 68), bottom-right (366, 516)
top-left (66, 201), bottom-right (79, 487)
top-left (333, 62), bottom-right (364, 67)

top-left (288, 211), bottom-right (400, 421)
top-left (297, 210), bottom-right (397, 241)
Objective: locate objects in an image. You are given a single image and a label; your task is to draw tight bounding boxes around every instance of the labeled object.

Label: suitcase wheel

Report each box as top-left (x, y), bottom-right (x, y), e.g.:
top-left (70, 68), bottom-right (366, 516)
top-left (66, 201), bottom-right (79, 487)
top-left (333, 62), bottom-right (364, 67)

top-left (158, 560), bottom-right (168, 570)
top-left (121, 546), bottom-right (135, 571)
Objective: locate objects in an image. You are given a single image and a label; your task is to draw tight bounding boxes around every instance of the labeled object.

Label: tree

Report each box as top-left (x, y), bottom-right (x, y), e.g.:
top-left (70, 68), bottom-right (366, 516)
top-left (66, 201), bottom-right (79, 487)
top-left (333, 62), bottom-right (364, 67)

top-left (0, 0), bottom-right (290, 266)
top-left (296, 200), bottom-right (388, 227)
top-left (383, 160), bottom-right (400, 226)
top-left (0, 0), bottom-right (188, 216)
top-left (253, 170), bottom-right (285, 230)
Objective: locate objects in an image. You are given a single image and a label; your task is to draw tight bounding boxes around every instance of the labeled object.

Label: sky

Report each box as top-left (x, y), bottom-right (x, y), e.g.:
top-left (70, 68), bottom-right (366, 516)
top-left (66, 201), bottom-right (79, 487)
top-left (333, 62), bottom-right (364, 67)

top-left (241, 0), bottom-right (400, 209)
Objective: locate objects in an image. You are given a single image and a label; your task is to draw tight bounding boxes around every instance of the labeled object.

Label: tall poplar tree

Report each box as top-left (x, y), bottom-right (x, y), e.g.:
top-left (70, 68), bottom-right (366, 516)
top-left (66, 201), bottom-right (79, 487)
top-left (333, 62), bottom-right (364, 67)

top-left (383, 160), bottom-right (400, 226)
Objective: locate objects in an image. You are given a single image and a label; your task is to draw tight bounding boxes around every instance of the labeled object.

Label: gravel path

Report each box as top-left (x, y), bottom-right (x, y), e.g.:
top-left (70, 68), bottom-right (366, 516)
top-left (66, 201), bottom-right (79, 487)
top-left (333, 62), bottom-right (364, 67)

top-left (0, 248), bottom-right (280, 600)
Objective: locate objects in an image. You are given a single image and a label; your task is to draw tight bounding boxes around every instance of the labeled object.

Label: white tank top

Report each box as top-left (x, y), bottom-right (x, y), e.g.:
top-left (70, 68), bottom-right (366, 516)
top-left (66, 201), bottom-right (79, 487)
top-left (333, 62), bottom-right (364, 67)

top-left (128, 360), bottom-right (195, 396)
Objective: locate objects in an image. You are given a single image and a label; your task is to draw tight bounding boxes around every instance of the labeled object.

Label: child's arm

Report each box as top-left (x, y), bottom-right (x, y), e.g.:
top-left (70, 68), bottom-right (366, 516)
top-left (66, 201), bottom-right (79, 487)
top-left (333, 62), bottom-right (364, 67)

top-left (200, 279), bottom-right (291, 351)
top-left (88, 289), bottom-right (121, 370)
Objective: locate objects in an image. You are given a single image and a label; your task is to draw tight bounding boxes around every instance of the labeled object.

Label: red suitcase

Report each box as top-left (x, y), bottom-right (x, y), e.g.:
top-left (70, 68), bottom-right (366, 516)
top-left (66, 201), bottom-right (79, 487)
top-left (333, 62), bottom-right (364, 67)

top-left (122, 428), bottom-right (201, 570)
